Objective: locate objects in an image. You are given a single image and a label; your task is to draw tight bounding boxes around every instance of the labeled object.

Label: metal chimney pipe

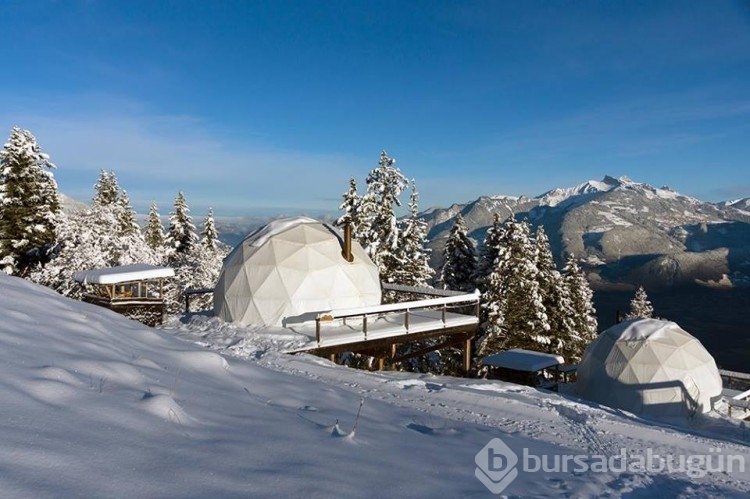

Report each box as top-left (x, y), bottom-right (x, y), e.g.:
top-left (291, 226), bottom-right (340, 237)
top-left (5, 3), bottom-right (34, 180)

top-left (342, 223), bottom-right (354, 262)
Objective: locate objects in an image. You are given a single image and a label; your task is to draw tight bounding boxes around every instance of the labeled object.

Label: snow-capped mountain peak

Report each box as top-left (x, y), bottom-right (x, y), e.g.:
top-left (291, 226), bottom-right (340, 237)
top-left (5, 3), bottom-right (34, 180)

top-left (536, 176), bottom-right (622, 207)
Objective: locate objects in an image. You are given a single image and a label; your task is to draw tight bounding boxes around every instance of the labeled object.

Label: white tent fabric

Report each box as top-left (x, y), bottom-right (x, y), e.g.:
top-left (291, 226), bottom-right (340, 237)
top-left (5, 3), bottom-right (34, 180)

top-left (214, 217), bottom-right (382, 327)
top-left (576, 319), bottom-right (722, 418)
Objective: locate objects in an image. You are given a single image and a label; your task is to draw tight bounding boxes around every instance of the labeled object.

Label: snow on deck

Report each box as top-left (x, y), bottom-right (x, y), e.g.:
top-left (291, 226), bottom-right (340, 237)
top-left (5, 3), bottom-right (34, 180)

top-left (73, 264), bottom-right (175, 284)
top-left (289, 309), bottom-right (478, 350)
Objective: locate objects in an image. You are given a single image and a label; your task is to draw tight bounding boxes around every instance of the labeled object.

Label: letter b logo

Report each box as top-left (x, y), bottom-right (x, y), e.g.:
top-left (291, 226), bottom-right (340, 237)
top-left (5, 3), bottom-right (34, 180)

top-left (475, 438), bottom-right (519, 494)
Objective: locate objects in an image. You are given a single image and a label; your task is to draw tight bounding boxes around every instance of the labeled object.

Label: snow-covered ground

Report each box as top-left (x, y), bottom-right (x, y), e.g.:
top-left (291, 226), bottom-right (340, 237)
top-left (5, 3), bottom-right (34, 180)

top-left (2, 273), bottom-right (749, 498)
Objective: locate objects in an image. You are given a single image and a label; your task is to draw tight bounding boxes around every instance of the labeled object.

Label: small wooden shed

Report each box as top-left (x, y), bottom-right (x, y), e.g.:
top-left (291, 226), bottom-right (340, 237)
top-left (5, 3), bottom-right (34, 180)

top-left (73, 264), bottom-right (175, 326)
top-left (482, 348), bottom-right (565, 390)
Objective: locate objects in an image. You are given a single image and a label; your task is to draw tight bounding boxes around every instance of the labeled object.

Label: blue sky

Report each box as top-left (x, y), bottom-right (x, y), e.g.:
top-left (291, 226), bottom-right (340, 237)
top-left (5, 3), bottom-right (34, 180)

top-left (1, 1), bottom-right (749, 217)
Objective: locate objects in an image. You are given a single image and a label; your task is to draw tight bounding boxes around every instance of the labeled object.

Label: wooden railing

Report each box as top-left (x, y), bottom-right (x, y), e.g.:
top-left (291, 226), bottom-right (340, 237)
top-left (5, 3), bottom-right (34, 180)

top-left (719, 369), bottom-right (750, 418)
top-left (184, 287), bottom-right (215, 313)
top-left (314, 288), bottom-right (480, 346)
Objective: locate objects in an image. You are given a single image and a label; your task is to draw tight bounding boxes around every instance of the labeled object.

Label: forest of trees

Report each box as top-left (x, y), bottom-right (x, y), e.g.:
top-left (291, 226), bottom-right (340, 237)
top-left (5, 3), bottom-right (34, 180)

top-left (0, 128), bottom-right (228, 314)
top-left (2, 127), bottom-right (603, 377)
top-left (336, 151), bottom-right (600, 374)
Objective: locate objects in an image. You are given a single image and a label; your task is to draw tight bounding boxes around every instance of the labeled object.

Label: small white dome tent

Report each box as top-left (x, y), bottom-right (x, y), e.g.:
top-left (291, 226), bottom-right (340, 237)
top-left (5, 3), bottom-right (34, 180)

top-left (214, 217), bottom-right (381, 327)
top-left (576, 318), bottom-right (722, 418)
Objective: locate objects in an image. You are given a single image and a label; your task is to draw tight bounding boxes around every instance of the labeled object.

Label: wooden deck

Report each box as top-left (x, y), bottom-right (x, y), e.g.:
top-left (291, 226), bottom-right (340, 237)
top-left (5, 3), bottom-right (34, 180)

top-left (287, 285), bottom-right (481, 373)
top-left (289, 309), bottom-right (478, 351)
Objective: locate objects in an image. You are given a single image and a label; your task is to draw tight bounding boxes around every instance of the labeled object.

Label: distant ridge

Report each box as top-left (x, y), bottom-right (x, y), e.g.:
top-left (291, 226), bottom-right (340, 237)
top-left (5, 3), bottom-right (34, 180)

top-left (419, 175), bottom-right (750, 291)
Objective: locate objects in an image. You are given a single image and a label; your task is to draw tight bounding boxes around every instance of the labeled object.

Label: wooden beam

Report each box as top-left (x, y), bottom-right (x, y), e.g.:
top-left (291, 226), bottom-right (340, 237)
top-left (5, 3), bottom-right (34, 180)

top-left (297, 324), bottom-right (477, 358)
top-left (464, 336), bottom-right (472, 376)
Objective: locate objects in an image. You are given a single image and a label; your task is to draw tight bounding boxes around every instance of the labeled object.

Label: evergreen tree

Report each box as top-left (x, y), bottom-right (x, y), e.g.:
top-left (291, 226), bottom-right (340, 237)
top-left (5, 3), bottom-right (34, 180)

top-left (360, 151), bottom-right (408, 279)
top-left (92, 169), bottom-right (120, 207)
top-left (626, 285), bottom-right (654, 320)
top-left (201, 208), bottom-right (219, 251)
top-left (535, 226), bottom-right (579, 361)
top-left (165, 241), bottom-right (228, 314)
top-left (144, 202), bottom-right (165, 250)
top-left (165, 191), bottom-right (198, 261)
top-left (475, 213), bottom-right (505, 292)
top-left (391, 181), bottom-right (433, 287)
top-left (476, 257), bottom-right (507, 359)
top-left (477, 218), bottom-right (552, 358)
top-left (562, 254), bottom-right (598, 359)
top-left (499, 219), bottom-right (551, 350)
top-left (336, 177), bottom-right (372, 242)
top-left (0, 127), bottom-right (61, 275)
top-left (29, 203), bottom-right (161, 298)
top-left (439, 214), bottom-right (477, 292)
top-left (117, 190), bottom-right (139, 236)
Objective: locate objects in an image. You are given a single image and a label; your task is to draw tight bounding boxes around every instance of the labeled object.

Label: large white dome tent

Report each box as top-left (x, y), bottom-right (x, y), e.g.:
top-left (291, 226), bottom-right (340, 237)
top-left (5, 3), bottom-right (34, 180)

top-left (214, 217), bottom-right (381, 327)
top-left (576, 318), bottom-right (722, 419)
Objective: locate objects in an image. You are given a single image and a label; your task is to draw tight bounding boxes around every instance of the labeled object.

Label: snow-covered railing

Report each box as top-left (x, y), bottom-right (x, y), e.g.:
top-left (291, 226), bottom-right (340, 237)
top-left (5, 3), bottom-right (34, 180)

top-left (184, 287), bottom-right (215, 313)
top-left (720, 369), bottom-right (750, 383)
top-left (380, 282), bottom-right (473, 297)
top-left (314, 290), bottom-right (480, 346)
top-left (727, 388), bottom-right (750, 418)
top-left (719, 369), bottom-right (750, 418)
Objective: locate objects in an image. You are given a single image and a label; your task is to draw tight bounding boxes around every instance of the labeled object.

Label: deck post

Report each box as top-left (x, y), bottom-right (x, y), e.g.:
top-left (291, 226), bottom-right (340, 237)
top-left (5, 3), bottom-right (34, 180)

top-left (441, 304), bottom-right (446, 324)
top-left (378, 357), bottom-right (385, 371)
top-left (463, 336), bottom-right (472, 376)
top-left (315, 318), bottom-right (321, 346)
top-left (329, 353), bottom-right (336, 363)
top-left (404, 309), bottom-right (410, 331)
top-left (363, 315), bottom-right (368, 339)
top-left (185, 293), bottom-right (190, 313)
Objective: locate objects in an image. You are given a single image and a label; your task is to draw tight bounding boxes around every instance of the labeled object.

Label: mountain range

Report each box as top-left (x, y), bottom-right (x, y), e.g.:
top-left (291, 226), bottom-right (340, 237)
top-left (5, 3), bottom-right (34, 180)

top-left (420, 175), bottom-right (750, 291)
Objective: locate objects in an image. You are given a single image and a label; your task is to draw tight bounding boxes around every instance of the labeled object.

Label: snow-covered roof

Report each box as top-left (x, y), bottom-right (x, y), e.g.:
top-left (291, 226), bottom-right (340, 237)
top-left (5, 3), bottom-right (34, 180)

top-left (73, 264), bottom-right (175, 285)
top-left (482, 348), bottom-right (564, 372)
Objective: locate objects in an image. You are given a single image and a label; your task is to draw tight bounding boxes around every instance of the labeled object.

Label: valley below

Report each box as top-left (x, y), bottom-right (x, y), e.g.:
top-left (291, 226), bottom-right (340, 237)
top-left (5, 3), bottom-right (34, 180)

top-left (595, 285), bottom-right (750, 372)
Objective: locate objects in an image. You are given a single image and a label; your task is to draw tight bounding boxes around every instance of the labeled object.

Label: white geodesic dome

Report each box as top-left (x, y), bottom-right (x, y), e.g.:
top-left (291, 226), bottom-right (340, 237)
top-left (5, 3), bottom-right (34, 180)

top-left (213, 217), bottom-right (381, 327)
top-left (576, 319), bottom-right (722, 418)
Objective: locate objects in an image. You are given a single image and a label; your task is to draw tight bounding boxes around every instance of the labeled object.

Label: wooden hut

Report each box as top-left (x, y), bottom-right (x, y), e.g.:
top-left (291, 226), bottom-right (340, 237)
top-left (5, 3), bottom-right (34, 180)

top-left (482, 349), bottom-right (565, 390)
top-left (73, 264), bottom-right (175, 326)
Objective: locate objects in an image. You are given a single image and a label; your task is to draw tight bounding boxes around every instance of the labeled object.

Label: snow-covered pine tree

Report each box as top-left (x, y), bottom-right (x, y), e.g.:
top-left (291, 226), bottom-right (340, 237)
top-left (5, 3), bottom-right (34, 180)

top-left (476, 256), bottom-right (508, 359)
top-left (439, 213), bottom-right (477, 292)
top-left (29, 202), bottom-right (160, 298)
top-left (0, 127), bottom-right (61, 275)
top-left (166, 240), bottom-right (228, 314)
top-left (477, 218), bottom-right (552, 359)
top-left (625, 285), bottom-right (654, 320)
top-left (361, 151), bottom-right (408, 281)
top-left (201, 208), bottom-right (219, 251)
top-left (496, 219), bottom-right (551, 351)
top-left (562, 254), bottom-right (598, 359)
top-left (144, 202), bottom-right (165, 250)
top-left (337, 177), bottom-right (373, 242)
top-left (475, 212), bottom-right (504, 292)
top-left (117, 190), bottom-right (140, 236)
top-left (391, 180), bottom-right (433, 288)
top-left (92, 169), bottom-right (120, 207)
top-left (165, 191), bottom-right (198, 262)
top-left (535, 226), bottom-right (580, 361)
